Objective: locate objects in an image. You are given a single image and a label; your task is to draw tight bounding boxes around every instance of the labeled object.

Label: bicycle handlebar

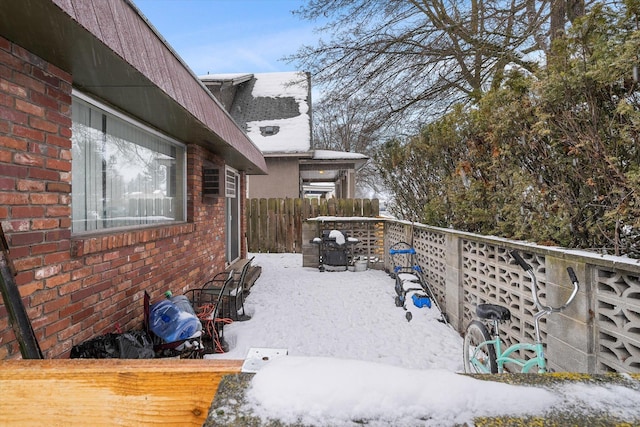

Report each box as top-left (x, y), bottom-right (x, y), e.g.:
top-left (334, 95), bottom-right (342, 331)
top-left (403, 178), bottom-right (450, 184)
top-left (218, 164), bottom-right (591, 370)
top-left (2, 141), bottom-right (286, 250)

top-left (510, 250), bottom-right (531, 271)
top-left (510, 250), bottom-right (580, 313)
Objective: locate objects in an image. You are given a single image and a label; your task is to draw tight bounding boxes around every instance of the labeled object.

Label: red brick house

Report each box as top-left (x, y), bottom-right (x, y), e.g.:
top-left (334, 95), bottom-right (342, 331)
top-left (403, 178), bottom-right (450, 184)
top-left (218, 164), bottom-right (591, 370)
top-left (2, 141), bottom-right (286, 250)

top-left (0, 0), bottom-right (267, 359)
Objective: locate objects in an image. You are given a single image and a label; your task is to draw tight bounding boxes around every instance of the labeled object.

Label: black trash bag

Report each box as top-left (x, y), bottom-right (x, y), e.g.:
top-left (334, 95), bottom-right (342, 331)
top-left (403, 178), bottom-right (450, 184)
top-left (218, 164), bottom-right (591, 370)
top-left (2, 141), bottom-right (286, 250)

top-left (116, 330), bottom-right (155, 359)
top-left (71, 330), bottom-right (154, 359)
top-left (70, 333), bottom-right (119, 359)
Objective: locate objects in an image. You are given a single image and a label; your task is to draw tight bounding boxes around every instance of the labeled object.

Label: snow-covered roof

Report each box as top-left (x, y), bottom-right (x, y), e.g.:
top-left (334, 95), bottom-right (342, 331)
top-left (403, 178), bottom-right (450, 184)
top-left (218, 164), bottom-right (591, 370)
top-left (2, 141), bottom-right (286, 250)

top-left (199, 72), bottom-right (368, 164)
top-left (244, 71), bottom-right (311, 154)
top-left (251, 72), bottom-right (309, 98)
top-left (312, 150), bottom-right (368, 161)
top-left (199, 73), bottom-right (253, 85)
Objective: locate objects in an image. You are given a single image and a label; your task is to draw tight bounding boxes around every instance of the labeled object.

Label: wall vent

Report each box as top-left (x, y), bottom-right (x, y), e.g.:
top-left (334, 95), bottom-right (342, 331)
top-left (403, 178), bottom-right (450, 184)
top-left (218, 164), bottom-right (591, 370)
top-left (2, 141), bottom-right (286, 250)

top-left (260, 125), bottom-right (280, 136)
top-left (203, 166), bottom-right (222, 198)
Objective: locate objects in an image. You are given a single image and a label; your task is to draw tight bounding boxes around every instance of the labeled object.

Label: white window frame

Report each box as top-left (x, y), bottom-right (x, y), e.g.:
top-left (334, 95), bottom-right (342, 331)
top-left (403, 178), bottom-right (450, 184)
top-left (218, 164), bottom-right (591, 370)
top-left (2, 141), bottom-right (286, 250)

top-left (225, 167), bottom-right (237, 198)
top-left (225, 166), bottom-right (241, 263)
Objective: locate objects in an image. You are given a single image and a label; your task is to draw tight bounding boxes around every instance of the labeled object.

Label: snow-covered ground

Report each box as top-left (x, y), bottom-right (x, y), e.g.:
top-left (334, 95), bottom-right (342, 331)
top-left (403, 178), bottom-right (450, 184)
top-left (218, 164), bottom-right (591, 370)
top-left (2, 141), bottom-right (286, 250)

top-left (209, 252), bottom-right (461, 370)
top-left (206, 253), bottom-right (640, 426)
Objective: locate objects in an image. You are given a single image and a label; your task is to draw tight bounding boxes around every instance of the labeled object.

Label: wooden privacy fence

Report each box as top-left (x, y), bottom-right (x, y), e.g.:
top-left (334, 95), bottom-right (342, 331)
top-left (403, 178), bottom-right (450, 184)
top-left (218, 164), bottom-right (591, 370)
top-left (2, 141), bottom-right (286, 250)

top-left (246, 198), bottom-right (379, 253)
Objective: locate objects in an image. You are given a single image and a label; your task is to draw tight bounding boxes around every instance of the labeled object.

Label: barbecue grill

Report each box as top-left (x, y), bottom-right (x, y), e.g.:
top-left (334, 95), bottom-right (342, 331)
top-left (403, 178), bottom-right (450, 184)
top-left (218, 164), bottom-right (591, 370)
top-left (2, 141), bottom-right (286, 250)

top-left (310, 230), bottom-right (359, 272)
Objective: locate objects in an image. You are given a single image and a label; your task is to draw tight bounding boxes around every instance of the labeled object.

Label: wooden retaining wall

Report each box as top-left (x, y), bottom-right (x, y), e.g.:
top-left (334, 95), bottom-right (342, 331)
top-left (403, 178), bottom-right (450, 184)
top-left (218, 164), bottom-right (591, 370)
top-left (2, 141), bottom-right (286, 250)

top-left (0, 359), bottom-right (243, 426)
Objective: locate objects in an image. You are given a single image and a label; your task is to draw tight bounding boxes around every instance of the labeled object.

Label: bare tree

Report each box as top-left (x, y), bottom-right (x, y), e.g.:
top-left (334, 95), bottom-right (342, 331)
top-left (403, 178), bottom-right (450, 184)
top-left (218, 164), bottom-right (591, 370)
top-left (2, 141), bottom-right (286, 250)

top-left (312, 95), bottom-right (389, 197)
top-left (312, 96), bottom-right (380, 153)
top-left (291, 0), bottom-right (586, 128)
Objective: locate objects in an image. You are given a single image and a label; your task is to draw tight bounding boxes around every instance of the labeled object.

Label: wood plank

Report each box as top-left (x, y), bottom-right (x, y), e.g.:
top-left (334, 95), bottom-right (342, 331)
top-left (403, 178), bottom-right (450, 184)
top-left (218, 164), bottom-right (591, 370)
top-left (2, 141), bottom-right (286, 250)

top-left (285, 198), bottom-right (294, 252)
top-left (248, 198), bottom-right (257, 252)
top-left (226, 257), bottom-right (250, 273)
top-left (327, 199), bottom-right (336, 216)
top-left (310, 198), bottom-right (318, 218)
top-left (336, 198), bottom-right (344, 216)
top-left (0, 359), bottom-right (243, 427)
top-left (294, 198), bottom-right (303, 252)
top-left (370, 199), bottom-right (380, 217)
top-left (363, 199), bottom-right (371, 217)
top-left (354, 199), bottom-right (363, 216)
top-left (319, 199), bottom-right (327, 216)
top-left (257, 198), bottom-right (267, 252)
top-left (267, 198), bottom-right (277, 252)
top-left (244, 265), bottom-right (262, 291)
top-left (275, 198), bottom-right (285, 252)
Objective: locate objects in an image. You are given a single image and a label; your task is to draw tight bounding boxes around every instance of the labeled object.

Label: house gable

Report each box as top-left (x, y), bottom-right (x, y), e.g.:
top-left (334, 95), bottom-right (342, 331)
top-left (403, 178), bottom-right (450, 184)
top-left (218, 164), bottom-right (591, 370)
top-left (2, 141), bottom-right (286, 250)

top-left (203, 72), bottom-right (312, 155)
top-left (201, 72), bottom-right (370, 199)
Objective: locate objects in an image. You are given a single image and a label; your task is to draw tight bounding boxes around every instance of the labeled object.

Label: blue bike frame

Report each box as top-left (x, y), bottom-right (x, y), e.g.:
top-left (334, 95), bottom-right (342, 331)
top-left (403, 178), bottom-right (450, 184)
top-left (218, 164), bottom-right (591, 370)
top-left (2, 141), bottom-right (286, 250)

top-left (470, 336), bottom-right (546, 373)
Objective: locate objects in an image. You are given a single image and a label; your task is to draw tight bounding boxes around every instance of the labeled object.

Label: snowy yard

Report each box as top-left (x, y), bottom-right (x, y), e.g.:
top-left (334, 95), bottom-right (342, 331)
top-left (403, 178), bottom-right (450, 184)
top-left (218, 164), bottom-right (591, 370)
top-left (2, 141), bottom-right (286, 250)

top-left (205, 253), bottom-right (640, 427)
top-left (208, 252), bottom-right (463, 371)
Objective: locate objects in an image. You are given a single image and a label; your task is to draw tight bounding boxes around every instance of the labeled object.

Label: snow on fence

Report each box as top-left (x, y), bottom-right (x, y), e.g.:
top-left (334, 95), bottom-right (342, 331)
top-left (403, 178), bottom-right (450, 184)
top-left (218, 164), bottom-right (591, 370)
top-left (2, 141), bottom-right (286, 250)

top-left (302, 217), bottom-right (640, 374)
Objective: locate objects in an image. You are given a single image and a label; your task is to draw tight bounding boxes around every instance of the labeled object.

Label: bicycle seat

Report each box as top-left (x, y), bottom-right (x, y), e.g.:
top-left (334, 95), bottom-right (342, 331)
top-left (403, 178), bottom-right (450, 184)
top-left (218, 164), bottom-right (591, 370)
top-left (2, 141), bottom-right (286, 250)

top-left (476, 304), bottom-right (511, 321)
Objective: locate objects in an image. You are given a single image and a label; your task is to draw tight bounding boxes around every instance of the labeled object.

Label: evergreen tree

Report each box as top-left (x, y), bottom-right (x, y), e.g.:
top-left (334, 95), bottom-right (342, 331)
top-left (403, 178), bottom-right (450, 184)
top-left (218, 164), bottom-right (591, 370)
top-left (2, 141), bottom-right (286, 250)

top-left (376, 1), bottom-right (640, 256)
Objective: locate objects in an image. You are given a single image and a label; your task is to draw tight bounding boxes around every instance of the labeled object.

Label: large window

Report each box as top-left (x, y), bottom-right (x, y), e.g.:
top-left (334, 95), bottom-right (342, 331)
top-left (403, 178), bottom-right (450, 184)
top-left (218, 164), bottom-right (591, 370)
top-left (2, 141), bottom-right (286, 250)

top-left (71, 93), bottom-right (186, 234)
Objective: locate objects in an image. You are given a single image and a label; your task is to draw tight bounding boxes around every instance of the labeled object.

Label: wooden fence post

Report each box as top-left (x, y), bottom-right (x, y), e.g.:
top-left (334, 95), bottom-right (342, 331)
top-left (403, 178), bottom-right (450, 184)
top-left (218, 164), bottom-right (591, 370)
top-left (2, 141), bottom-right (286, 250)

top-left (259, 199), bottom-right (268, 252)
top-left (294, 198), bottom-right (303, 252)
top-left (327, 199), bottom-right (336, 216)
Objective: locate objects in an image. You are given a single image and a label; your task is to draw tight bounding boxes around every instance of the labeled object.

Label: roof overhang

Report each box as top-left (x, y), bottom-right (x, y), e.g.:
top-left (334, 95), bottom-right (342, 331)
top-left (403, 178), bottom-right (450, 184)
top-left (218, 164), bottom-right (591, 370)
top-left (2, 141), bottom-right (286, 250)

top-left (299, 163), bottom-right (356, 182)
top-left (200, 74), bottom-right (255, 86)
top-left (0, 0), bottom-right (267, 175)
top-left (299, 150), bottom-right (369, 182)
top-left (264, 152), bottom-right (314, 159)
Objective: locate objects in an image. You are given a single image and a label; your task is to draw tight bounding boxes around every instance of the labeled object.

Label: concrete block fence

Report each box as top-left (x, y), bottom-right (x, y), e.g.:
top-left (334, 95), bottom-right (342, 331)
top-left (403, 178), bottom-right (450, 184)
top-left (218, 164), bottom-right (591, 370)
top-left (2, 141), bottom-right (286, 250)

top-left (303, 217), bottom-right (640, 374)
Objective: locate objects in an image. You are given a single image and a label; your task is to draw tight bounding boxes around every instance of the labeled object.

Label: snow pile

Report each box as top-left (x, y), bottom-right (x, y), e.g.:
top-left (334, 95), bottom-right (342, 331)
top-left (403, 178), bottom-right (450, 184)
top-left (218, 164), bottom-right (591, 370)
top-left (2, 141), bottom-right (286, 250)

top-left (246, 356), bottom-right (557, 426)
top-left (328, 229), bottom-right (346, 245)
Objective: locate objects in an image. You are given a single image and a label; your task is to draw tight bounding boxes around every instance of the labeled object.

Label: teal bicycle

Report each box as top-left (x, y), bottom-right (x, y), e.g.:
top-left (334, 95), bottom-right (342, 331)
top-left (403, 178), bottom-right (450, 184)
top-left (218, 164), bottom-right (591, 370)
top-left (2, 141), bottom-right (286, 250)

top-left (463, 250), bottom-right (580, 374)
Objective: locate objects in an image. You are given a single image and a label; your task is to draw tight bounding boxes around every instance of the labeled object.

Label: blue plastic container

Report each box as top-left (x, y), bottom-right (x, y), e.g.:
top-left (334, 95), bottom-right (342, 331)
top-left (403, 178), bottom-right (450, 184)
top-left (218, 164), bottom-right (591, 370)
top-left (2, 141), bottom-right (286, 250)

top-left (150, 299), bottom-right (201, 342)
top-left (412, 293), bottom-right (431, 308)
top-left (170, 295), bottom-right (197, 316)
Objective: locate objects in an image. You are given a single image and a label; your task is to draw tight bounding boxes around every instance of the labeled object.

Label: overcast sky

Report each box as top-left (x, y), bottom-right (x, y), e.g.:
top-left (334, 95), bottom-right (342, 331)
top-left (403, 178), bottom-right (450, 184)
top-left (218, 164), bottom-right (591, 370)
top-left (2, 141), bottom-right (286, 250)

top-left (133, 0), bottom-right (322, 76)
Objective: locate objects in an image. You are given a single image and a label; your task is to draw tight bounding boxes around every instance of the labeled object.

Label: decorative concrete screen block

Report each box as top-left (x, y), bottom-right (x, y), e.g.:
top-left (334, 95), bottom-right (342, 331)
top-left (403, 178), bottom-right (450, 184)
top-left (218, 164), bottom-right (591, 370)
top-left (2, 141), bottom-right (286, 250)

top-left (413, 228), bottom-right (447, 309)
top-left (595, 268), bottom-right (640, 373)
top-left (462, 241), bottom-right (548, 363)
top-left (320, 218), bottom-right (640, 374)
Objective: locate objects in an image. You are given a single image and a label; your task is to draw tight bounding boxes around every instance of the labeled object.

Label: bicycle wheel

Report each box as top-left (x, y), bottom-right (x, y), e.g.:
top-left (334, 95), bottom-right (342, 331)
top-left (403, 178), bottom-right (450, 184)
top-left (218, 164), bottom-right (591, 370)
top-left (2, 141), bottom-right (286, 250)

top-left (463, 320), bottom-right (498, 374)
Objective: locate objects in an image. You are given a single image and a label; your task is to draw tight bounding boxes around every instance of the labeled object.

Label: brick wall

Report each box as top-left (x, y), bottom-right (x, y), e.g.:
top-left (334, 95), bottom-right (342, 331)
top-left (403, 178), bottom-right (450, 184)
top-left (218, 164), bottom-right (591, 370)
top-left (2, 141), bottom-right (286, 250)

top-left (0, 36), bottom-right (235, 359)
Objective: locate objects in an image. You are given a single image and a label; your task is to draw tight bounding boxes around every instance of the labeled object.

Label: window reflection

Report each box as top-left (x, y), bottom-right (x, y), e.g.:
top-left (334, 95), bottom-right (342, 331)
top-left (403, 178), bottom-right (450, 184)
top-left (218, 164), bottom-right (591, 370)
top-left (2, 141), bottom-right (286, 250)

top-left (71, 97), bottom-right (185, 233)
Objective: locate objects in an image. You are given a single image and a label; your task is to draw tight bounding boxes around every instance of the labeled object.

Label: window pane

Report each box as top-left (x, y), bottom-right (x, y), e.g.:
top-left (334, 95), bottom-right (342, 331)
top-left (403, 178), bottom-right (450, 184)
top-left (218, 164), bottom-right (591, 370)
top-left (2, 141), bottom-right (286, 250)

top-left (71, 96), bottom-right (186, 233)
